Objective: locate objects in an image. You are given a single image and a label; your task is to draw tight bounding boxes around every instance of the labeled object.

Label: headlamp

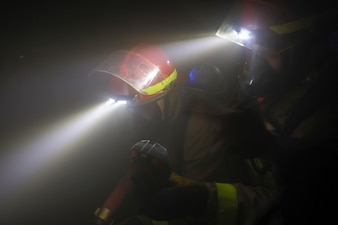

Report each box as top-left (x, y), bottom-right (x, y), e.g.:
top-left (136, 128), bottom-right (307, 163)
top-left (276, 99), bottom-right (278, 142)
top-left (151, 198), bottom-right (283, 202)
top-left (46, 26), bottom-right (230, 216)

top-left (106, 94), bottom-right (138, 105)
top-left (216, 24), bottom-right (255, 49)
top-left (216, 24), bottom-right (278, 56)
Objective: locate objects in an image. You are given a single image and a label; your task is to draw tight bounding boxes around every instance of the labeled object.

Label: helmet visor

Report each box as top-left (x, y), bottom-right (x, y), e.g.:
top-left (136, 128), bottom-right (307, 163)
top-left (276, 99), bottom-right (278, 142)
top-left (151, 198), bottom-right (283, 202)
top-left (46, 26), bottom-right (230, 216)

top-left (91, 51), bottom-right (176, 96)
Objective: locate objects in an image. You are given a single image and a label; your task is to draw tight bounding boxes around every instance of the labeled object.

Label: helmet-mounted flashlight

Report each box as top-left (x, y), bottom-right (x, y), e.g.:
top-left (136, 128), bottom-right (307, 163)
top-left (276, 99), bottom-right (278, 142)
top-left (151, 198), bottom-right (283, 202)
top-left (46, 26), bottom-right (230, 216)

top-left (216, 24), bottom-right (255, 49)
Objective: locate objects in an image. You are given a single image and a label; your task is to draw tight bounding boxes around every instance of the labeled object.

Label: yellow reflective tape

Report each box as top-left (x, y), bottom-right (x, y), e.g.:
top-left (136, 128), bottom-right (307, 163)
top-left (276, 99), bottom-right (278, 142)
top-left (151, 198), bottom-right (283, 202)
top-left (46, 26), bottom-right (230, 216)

top-left (142, 69), bottom-right (177, 95)
top-left (215, 183), bottom-right (237, 225)
top-left (270, 15), bottom-right (317, 35)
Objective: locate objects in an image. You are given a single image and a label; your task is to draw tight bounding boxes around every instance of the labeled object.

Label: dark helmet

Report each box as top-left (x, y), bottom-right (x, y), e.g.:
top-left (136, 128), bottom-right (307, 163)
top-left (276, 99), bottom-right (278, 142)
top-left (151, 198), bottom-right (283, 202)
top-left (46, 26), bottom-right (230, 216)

top-left (185, 63), bottom-right (241, 105)
top-left (216, 0), bottom-right (338, 98)
top-left (88, 43), bottom-right (178, 106)
top-left (187, 63), bottom-right (224, 94)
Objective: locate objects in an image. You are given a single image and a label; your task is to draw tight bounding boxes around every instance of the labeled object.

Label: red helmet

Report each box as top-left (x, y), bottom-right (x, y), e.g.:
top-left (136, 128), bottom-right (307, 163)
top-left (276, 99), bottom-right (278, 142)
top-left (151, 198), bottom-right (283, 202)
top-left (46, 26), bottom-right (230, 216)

top-left (88, 43), bottom-right (178, 105)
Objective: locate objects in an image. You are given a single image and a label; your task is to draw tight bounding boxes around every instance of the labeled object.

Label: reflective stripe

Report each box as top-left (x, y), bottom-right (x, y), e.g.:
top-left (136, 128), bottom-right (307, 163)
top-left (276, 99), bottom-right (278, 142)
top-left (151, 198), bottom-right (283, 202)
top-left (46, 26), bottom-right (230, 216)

top-left (216, 183), bottom-right (238, 225)
top-left (270, 15), bottom-right (317, 35)
top-left (142, 69), bottom-right (177, 95)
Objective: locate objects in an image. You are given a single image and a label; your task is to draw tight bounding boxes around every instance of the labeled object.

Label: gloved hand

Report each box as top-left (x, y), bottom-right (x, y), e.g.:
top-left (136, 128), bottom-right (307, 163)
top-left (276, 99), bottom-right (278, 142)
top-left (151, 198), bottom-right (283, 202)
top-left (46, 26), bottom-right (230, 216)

top-left (130, 148), bottom-right (171, 195)
top-left (132, 172), bottom-right (210, 220)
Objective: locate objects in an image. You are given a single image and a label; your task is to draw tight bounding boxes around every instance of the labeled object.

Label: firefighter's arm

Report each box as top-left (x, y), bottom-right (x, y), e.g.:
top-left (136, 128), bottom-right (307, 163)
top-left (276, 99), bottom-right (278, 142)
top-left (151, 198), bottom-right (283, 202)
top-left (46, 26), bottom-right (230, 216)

top-left (148, 182), bottom-right (237, 225)
top-left (130, 173), bottom-right (238, 225)
top-left (133, 174), bottom-right (277, 225)
top-left (127, 141), bottom-right (277, 225)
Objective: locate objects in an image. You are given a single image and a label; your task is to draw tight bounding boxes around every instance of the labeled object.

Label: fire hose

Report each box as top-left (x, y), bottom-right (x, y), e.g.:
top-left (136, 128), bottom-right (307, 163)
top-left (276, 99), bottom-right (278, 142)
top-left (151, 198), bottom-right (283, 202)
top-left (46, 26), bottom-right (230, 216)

top-left (93, 140), bottom-right (170, 225)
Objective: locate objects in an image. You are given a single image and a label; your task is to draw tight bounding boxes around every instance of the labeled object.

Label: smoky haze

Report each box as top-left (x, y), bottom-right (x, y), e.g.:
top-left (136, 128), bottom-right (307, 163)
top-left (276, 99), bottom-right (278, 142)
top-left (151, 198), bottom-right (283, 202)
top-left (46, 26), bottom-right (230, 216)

top-left (0, 1), bottom-right (237, 225)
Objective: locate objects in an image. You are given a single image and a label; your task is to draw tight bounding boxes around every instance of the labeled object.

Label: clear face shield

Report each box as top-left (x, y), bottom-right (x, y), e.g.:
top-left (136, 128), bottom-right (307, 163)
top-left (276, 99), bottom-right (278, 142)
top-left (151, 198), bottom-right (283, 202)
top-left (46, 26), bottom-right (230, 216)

top-left (88, 50), bottom-right (176, 106)
top-left (216, 21), bottom-right (283, 99)
top-left (215, 0), bottom-right (284, 57)
top-left (216, 23), bottom-right (276, 57)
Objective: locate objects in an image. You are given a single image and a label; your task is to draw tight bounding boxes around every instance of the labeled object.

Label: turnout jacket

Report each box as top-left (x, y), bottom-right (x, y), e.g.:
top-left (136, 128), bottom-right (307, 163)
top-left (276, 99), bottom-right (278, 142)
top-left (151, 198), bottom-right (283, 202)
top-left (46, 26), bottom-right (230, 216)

top-left (143, 65), bottom-right (338, 225)
top-left (140, 87), bottom-right (279, 225)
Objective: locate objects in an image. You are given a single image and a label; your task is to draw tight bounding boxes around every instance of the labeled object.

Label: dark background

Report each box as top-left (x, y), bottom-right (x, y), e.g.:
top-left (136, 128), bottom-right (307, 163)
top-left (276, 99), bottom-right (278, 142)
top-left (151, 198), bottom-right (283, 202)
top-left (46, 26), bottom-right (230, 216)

top-left (0, 1), bottom-right (235, 225)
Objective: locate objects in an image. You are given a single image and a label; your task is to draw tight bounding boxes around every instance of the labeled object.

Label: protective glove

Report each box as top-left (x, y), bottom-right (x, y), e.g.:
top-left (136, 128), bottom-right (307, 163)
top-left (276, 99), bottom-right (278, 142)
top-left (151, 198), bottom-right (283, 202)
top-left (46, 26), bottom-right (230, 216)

top-left (130, 147), bottom-right (171, 195)
top-left (132, 172), bottom-right (210, 220)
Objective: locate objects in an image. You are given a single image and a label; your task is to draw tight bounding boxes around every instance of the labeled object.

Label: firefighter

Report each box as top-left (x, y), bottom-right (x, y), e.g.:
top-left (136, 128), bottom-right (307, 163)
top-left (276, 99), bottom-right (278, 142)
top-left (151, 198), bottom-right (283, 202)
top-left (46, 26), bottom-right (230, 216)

top-left (123, 1), bottom-right (338, 225)
top-left (88, 42), bottom-right (278, 225)
top-left (216, 0), bottom-right (338, 139)
top-left (88, 43), bottom-right (274, 182)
